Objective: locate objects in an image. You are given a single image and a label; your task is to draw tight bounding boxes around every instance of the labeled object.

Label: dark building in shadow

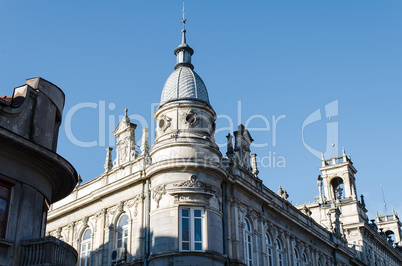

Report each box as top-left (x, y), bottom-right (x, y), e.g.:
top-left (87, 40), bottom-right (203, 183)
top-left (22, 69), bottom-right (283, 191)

top-left (0, 78), bottom-right (78, 265)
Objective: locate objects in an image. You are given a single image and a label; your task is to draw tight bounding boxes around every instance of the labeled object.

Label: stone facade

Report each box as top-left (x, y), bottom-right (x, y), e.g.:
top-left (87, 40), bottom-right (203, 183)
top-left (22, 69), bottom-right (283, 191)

top-left (46, 23), bottom-right (402, 266)
top-left (296, 150), bottom-right (402, 265)
top-left (0, 78), bottom-right (78, 265)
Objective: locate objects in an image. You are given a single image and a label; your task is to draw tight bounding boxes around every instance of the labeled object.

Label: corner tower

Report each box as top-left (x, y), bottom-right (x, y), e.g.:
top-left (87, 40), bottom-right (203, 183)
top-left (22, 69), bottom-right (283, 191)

top-left (146, 10), bottom-right (226, 266)
top-left (150, 15), bottom-right (221, 166)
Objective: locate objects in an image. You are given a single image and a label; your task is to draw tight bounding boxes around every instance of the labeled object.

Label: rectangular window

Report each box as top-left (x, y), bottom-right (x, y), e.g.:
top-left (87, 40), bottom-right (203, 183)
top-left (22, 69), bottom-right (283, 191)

top-left (0, 181), bottom-right (12, 239)
top-left (179, 207), bottom-right (204, 251)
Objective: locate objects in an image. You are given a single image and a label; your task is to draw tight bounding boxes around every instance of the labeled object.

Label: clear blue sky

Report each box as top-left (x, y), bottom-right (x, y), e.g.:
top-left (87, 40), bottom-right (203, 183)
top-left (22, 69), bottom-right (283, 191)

top-left (1, 1), bottom-right (401, 219)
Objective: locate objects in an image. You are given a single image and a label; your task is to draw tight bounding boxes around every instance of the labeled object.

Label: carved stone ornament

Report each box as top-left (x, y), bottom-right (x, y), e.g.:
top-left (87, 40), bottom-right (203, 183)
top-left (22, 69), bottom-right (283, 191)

top-left (173, 175), bottom-right (213, 190)
top-left (56, 227), bottom-right (62, 239)
top-left (125, 194), bottom-right (142, 216)
top-left (158, 114), bottom-right (172, 132)
top-left (152, 184), bottom-right (166, 208)
top-left (168, 175), bottom-right (215, 205)
top-left (117, 201), bottom-right (124, 212)
top-left (181, 109), bottom-right (198, 127)
top-left (95, 208), bottom-right (106, 220)
top-left (108, 205), bottom-right (118, 216)
top-left (208, 117), bottom-right (216, 134)
top-left (82, 216), bottom-right (89, 227)
top-left (215, 192), bottom-right (222, 211)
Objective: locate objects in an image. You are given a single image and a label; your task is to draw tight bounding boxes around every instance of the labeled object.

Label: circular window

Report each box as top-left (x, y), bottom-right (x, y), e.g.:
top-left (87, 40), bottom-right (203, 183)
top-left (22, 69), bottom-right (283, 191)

top-left (186, 113), bottom-right (196, 124)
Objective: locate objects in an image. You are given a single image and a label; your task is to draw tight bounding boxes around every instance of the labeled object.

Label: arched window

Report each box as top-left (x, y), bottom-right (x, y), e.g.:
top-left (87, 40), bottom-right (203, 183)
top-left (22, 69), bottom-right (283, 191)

top-left (276, 238), bottom-right (284, 266)
top-left (302, 252), bottom-right (308, 265)
top-left (265, 233), bottom-right (273, 266)
top-left (116, 214), bottom-right (129, 250)
top-left (294, 248), bottom-right (301, 266)
top-left (331, 177), bottom-right (345, 200)
top-left (244, 218), bottom-right (253, 266)
top-left (80, 228), bottom-right (92, 266)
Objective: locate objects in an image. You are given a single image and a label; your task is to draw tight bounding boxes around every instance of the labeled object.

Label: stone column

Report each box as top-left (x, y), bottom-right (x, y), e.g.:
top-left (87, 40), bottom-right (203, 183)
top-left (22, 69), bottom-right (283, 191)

top-left (128, 218), bottom-right (133, 261)
top-left (272, 228), bottom-right (278, 266)
top-left (136, 192), bottom-right (145, 258)
top-left (260, 216), bottom-right (266, 266)
top-left (231, 202), bottom-right (241, 261)
top-left (226, 197), bottom-right (233, 258)
top-left (284, 231), bottom-right (291, 266)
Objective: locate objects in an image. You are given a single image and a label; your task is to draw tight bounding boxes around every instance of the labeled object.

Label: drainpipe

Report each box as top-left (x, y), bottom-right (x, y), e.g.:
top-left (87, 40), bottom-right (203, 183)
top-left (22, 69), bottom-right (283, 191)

top-left (222, 182), bottom-right (229, 266)
top-left (144, 178), bottom-right (150, 266)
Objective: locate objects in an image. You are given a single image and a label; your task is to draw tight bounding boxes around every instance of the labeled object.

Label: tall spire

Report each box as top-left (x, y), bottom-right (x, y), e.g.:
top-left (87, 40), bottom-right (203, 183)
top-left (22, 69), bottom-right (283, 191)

top-left (174, 0), bottom-right (194, 70)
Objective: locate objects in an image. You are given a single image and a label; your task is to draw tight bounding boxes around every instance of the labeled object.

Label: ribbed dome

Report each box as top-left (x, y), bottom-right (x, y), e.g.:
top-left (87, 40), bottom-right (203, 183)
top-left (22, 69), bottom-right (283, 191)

top-left (160, 66), bottom-right (210, 106)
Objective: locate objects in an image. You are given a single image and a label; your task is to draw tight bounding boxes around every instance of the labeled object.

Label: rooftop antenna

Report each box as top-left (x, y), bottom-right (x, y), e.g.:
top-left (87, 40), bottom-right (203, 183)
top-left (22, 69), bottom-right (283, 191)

top-left (329, 117), bottom-right (336, 158)
top-left (381, 184), bottom-right (388, 215)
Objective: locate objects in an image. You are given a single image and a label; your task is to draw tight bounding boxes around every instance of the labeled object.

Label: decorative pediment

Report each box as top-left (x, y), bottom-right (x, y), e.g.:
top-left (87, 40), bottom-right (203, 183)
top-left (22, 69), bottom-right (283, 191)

top-left (174, 175), bottom-right (212, 190)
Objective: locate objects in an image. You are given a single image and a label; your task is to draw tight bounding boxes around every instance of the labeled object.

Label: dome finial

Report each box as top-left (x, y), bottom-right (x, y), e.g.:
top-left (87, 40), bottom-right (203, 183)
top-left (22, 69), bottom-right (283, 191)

top-left (174, 0), bottom-right (194, 70)
top-left (181, 0), bottom-right (187, 44)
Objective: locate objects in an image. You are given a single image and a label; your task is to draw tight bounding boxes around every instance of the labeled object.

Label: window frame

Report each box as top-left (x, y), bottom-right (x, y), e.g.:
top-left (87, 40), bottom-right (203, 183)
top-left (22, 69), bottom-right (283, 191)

top-left (294, 248), bottom-right (301, 266)
top-left (179, 207), bottom-right (205, 252)
top-left (115, 213), bottom-right (129, 250)
top-left (79, 228), bottom-right (92, 266)
top-left (265, 233), bottom-right (273, 266)
top-left (0, 176), bottom-right (14, 239)
top-left (276, 238), bottom-right (284, 266)
top-left (302, 251), bottom-right (308, 265)
top-left (244, 218), bottom-right (253, 266)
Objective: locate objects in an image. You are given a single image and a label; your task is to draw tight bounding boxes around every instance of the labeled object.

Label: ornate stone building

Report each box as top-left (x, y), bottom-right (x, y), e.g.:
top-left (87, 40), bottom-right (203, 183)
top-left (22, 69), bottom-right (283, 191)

top-left (46, 20), bottom-right (402, 266)
top-left (0, 78), bottom-right (78, 265)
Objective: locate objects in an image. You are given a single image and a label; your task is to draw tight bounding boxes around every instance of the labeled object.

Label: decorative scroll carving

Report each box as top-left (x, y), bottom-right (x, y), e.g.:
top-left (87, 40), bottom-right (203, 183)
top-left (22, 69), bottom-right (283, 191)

top-left (152, 185), bottom-right (166, 208)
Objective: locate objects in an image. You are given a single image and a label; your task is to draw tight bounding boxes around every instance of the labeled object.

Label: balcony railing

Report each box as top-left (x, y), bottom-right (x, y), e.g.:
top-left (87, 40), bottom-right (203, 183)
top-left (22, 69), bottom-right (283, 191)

top-left (19, 236), bottom-right (77, 266)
